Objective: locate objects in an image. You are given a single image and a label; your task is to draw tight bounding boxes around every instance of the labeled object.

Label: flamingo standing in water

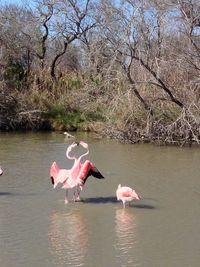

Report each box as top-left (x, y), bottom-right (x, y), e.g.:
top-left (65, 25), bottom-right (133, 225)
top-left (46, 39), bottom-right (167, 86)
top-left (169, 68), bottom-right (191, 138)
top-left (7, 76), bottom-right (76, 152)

top-left (116, 184), bottom-right (140, 208)
top-left (50, 141), bottom-right (104, 203)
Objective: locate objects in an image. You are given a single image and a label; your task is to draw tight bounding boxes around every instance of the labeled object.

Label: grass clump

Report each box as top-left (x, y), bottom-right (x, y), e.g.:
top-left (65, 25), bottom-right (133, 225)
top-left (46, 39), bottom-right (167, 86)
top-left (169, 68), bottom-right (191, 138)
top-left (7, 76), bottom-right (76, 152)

top-left (48, 105), bottom-right (86, 131)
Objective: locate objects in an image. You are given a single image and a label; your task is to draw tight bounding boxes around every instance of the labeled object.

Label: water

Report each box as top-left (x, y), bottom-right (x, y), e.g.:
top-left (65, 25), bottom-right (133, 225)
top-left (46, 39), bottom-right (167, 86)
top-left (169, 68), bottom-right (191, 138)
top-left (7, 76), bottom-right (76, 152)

top-left (0, 132), bottom-right (200, 267)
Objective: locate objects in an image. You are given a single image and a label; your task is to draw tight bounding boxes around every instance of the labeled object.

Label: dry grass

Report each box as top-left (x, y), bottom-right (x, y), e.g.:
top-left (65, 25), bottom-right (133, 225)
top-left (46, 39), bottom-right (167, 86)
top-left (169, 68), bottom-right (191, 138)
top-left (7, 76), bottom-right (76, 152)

top-left (0, 69), bottom-right (199, 145)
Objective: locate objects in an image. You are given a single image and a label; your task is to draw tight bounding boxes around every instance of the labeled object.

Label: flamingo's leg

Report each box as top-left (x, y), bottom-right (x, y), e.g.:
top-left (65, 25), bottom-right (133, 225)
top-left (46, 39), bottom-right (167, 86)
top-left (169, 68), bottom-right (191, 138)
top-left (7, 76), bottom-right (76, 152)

top-left (73, 187), bottom-right (77, 201)
top-left (65, 190), bottom-right (69, 204)
top-left (75, 186), bottom-right (81, 201)
top-left (123, 200), bottom-right (126, 208)
top-left (73, 186), bottom-right (81, 201)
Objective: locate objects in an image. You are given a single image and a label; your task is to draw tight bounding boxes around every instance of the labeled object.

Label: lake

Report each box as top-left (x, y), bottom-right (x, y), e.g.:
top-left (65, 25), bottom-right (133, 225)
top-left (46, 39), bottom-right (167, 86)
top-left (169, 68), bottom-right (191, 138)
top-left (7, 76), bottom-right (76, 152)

top-left (0, 132), bottom-right (200, 267)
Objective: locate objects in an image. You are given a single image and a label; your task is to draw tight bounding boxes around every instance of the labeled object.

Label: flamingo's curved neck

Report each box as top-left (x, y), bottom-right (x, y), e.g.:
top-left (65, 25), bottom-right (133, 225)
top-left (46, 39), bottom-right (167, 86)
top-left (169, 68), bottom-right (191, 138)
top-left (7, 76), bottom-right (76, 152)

top-left (78, 149), bottom-right (89, 162)
top-left (71, 157), bottom-right (78, 170)
top-left (66, 144), bottom-right (89, 170)
top-left (66, 150), bottom-right (76, 161)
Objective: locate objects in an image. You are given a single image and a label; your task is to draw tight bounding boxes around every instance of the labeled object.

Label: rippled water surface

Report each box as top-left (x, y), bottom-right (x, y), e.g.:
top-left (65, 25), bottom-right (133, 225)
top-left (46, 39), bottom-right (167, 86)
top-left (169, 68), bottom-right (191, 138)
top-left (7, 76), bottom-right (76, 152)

top-left (0, 132), bottom-right (200, 267)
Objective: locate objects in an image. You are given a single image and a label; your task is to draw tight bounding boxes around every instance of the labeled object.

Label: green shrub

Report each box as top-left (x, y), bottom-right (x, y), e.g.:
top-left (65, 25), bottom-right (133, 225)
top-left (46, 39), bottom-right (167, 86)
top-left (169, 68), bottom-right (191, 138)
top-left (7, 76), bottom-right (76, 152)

top-left (48, 105), bottom-right (86, 131)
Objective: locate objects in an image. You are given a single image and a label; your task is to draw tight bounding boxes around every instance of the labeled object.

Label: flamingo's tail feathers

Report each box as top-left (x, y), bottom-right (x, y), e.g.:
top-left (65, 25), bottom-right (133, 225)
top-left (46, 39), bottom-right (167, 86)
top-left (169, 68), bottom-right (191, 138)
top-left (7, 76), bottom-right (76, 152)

top-left (137, 193), bottom-right (141, 200)
top-left (116, 192), bottom-right (120, 200)
top-left (132, 190), bottom-right (140, 200)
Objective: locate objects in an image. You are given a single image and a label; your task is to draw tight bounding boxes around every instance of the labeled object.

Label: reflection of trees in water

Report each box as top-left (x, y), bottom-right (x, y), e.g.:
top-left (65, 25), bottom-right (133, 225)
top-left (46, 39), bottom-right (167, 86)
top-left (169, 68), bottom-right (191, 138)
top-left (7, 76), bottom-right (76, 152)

top-left (115, 209), bottom-right (139, 267)
top-left (48, 209), bottom-right (88, 267)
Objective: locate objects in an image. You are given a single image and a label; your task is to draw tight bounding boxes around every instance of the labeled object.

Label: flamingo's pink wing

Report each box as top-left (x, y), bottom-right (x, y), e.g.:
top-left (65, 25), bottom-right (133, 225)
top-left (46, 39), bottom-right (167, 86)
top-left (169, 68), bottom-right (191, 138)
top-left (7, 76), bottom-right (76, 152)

top-left (50, 162), bottom-right (60, 184)
top-left (50, 162), bottom-right (70, 187)
top-left (78, 160), bottom-right (104, 184)
top-left (119, 186), bottom-right (131, 195)
top-left (121, 191), bottom-right (132, 197)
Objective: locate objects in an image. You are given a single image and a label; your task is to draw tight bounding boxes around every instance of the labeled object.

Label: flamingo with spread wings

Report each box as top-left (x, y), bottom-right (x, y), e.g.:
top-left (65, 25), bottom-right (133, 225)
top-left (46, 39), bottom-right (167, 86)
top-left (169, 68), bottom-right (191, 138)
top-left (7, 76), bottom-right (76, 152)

top-left (50, 141), bottom-right (104, 203)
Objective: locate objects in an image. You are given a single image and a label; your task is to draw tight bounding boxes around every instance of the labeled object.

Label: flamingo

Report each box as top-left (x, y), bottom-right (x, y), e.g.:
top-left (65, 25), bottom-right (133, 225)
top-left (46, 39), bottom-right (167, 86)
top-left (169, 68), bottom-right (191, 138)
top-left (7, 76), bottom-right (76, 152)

top-left (116, 184), bottom-right (140, 208)
top-left (64, 141), bottom-right (104, 202)
top-left (0, 166), bottom-right (3, 176)
top-left (50, 141), bottom-right (104, 203)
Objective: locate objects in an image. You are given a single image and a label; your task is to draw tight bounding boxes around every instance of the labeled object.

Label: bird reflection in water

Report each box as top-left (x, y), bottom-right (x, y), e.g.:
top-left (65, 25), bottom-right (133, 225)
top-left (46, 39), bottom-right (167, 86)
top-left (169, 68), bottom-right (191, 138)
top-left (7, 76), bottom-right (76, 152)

top-left (115, 209), bottom-right (140, 267)
top-left (48, 209), bottom-right (88, 266)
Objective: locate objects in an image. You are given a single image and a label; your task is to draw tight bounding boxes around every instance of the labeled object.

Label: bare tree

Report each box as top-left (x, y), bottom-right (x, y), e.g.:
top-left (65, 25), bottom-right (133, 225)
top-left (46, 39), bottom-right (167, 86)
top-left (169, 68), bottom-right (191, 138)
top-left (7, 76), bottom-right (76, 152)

top-left (44, 0), bottom-right (96, 80)
top-left (176, 0), bottom-right (200, 72)
top-left (0, 4), bottom-right (36, 72)
top-left (97, 0), bottom-right (184, 113)
top-left (34, 1), bottom-right (54, 69)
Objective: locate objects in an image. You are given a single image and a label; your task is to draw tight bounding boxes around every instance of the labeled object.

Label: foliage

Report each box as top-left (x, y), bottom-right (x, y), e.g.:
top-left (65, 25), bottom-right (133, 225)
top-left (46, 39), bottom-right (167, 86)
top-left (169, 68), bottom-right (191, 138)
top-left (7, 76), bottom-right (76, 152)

top-left (48, 105), bottom-right (86, 131)
top-left (0, 0), bottom-right (200, 144)
top-left (3, 58), bottom-right (27, 90)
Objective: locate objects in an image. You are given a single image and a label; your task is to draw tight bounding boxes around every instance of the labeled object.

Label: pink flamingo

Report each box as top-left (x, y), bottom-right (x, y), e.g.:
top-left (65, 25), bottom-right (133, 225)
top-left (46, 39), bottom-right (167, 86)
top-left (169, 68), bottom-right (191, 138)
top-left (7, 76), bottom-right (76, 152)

top-left (50, 141), bottom-right (104, 203)
top-left (64, 141), bottom-right (104, 202)
top-left (116, 184), bottom-right (140, 208)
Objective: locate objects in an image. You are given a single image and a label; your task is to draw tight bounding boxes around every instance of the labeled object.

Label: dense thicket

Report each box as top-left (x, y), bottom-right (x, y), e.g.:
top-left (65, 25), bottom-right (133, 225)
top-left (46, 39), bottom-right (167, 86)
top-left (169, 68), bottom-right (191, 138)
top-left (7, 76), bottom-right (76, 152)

top-left (0, 0), bottom-right (199, 145)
